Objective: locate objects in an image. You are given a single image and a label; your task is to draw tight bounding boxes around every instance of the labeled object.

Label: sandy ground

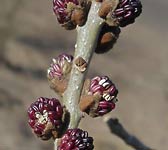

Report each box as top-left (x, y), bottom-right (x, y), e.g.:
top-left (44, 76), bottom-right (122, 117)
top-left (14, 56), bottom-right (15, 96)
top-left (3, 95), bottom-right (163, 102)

top-left (0, 0), bottom-right (168, 150)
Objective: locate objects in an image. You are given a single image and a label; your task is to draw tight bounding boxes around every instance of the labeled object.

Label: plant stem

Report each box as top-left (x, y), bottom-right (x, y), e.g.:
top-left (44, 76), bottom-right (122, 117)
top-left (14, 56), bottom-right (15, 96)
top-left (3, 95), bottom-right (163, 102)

top-left (63, 1), bottom-right (104, 129)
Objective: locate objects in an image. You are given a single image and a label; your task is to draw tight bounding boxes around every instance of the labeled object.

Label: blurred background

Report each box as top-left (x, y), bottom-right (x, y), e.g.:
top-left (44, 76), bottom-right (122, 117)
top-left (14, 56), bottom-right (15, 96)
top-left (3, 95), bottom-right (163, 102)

top-left (0, 0), bottom-right (167, 150)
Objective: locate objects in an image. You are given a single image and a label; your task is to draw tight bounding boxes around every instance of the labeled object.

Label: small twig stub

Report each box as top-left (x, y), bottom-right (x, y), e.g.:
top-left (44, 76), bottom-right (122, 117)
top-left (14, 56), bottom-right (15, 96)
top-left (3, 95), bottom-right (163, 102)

top-left (104, 117), bottom-right (154, 150)
top-left (74, 57), bottom-right (87, 72)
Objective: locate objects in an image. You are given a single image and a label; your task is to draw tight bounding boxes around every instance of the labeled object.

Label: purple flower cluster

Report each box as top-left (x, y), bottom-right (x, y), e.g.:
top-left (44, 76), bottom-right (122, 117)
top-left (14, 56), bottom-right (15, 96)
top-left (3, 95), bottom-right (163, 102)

top-left (28, 97), bottom-right (63, 140)
top-left (48, 54), bottom-right (73, 80)
top-left (113, 0), bottom-right (142, 27)
top-left (53, 0), bottom-right (79, 24)
top-left (58, 128), bottom-right (94, 150)
top-left (89, 76), bottom-right (118, 116)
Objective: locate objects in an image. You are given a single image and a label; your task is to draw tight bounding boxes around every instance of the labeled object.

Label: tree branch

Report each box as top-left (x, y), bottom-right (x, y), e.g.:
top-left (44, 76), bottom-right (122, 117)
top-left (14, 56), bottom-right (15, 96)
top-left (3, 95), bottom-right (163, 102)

top-left (104, 117), bottom-right (154, 150)
top-left (62, 1), bottom-right (104, 129)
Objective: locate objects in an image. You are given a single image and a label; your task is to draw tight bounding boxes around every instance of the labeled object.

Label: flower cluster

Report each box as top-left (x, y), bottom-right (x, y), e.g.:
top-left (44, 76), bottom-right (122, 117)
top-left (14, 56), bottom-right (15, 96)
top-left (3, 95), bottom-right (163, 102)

top-left (58, 128), bottom-right (94, 150)
top-left (88, 76), bottom-right (118, 116)
top-left (47, 53), bottom-right (73, 80)
top-left (113, 0), bottom-right (142, 27)
top-left (28, 97), bottom-right (64, 140)
top-left (96, 0), bottom-right (142, 53)
top-left (47, 53), bottom-right (73, 95)
top-left (79, 76), bottom-right (118, 117)
top-left (53, 0), bottom-right (90, 29)
top-left (53, 0), bottom-right (79, 24)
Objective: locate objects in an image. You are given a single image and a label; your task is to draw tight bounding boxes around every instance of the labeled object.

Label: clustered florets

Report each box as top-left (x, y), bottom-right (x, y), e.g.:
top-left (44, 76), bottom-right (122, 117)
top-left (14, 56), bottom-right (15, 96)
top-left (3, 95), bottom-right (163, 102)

top-left (89, 76), bottom-right (118, 100)
top-left (47, 53), bottom-right (73, 95)
top-left (113, 0), bottom-right (142, 27)
top-left (53, 0), bottom-right (91, 29)
top-left (48, 53), bottom-right (73, 80)
top-left (97, 0), bottom-right (142, 53)
top-left (53, 0), bottom-right (79, 24)
top-left (28, 97), bottom-right (64, 140)
top-left (58, 128), bottom-right (94, 150)
top-left (87, 76), bottom-right (118, 117)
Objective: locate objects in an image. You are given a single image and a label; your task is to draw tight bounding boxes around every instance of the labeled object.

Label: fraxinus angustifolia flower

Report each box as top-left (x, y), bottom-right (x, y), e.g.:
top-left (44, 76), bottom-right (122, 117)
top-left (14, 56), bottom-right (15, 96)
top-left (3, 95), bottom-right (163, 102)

top-left (47, 54), bottom-right (73, 95)
top-left (47, 53), bottom-right (73, 80)
top-left (99, 0), bottom-right (142, 27)
top-left (80, 76), bottom-right (118, 117)
top-left (28, 97), bottom-right (64, 140)
top-left (53, 0), bottom-right (91, 29)
top-left (112, 0), bottom-right (142, 27)
top-left (58, 128), bottom-right (94, 150)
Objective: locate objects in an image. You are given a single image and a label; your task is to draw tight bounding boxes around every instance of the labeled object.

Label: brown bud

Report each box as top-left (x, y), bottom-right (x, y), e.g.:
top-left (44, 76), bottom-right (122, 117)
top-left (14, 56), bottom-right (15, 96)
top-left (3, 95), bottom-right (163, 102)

top-left (71, 8), bottom-right (86, 26)
top-left (82, 79), bottom-right (91, 95)
top-left (95, 24), bottom-right (120, 54)
top-left (98, 0), bottom-right (119, 27)
top-left (39, 122), bottom-right (56, 140)
top-left (42, 122), bottom-right (58, 139)
top-left (49, 78), bottom-right (67, 96)
top-left (101, 32), bottom-right (114, 44)
top-left (75, 57), bottom-right (87, 72)
top-left (79, 94), bottom-right (101, 116)
top-left (79, 95), bottom-right (95, 112)
top-left (53, 0), bottom-right (91, 30)
top-left (99, 1), bottom-right (112, 19)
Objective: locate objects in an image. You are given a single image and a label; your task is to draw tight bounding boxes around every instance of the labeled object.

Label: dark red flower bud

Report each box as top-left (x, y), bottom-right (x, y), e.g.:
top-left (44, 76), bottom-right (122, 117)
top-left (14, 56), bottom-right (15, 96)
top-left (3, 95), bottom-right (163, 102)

top-left (58, 128), bottom-right (94, 150)
top-left (53, 0), bottom-right (79, 24)
top-left (112, 0), bottom-right (142, 27)
top-left (88, 76), bottom-right (118, 116)
top-left (53, 0), bottom-right (91, 29)
top-left (27, 97), bottom-right (64, 140)
top-left (47, 54), bottom-right (73, 80)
